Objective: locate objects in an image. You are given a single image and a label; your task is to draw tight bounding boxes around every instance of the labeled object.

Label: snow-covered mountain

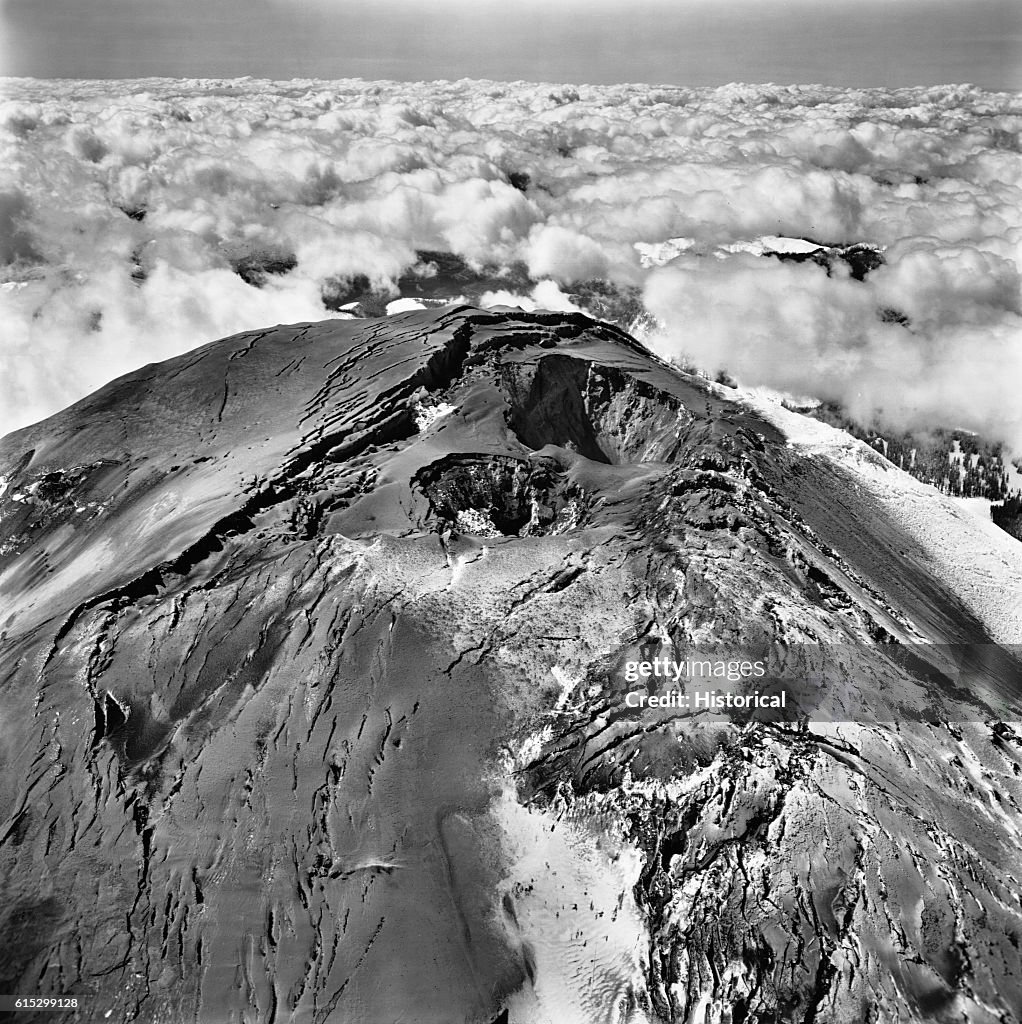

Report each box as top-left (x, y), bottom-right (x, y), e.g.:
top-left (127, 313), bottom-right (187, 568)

top-left (1, 306), bottom-right (1020, 1023)
top-left (634, 235), bottom-right (886, 280)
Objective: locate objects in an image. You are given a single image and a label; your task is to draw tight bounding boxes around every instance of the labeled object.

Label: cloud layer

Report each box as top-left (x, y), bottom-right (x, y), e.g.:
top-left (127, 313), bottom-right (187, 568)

top-left (1, 77), bottom-right (1020, 446)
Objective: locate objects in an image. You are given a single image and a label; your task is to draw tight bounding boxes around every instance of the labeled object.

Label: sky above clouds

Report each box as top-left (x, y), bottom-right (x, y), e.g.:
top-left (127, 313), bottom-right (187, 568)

top-left (1, 0), bottom-right (1020, 89)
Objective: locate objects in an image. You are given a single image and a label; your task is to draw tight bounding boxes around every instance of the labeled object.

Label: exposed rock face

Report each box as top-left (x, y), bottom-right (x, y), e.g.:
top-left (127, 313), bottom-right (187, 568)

top-left (1, 306), bottom-right (1021, 1024)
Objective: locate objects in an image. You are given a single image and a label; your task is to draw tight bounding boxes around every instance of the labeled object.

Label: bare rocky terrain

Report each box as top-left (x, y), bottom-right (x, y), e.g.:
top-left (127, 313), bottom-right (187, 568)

top-left (1, 306), bottom-right (1020, 1023)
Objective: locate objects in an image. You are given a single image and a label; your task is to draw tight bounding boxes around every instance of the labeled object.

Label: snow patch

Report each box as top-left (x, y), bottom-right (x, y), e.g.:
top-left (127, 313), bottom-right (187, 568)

top-left (950, 496), bottom-right (994, 522)
top-left (413, 400), bottom-right (456, 432)
top-left (634, 237), bottom-right (696, 268)
top-left (386, 297), bottom-right (428, 315)
top-left (550, 664), bottom-right (583, 712)
top-left (494, 790), bottom-right (652, 1024)
top-left (454, 507), bottom-right (502, 538)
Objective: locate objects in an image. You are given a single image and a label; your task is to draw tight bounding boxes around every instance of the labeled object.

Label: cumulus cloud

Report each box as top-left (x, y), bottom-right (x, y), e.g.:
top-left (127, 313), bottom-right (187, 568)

top-left (1, 77), bottom-right (1020, 449)
top-left (480, 279), bottom-right (585, 313)
top-left (525, 225), bottom-right (609, 283)
top-left (642, 255), bottom-right (1022, 445)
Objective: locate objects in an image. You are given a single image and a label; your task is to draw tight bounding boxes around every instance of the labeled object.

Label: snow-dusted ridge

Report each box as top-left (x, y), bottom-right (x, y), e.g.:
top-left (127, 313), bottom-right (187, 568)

top-left (742, 388), bottom-right (1022, 644)
top-left (634, 235), bottom-right (886, 268)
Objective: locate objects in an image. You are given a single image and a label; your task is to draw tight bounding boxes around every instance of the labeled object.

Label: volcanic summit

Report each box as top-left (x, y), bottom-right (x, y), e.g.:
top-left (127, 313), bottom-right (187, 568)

top-left (1, 306), bottom-right (1021, 1024)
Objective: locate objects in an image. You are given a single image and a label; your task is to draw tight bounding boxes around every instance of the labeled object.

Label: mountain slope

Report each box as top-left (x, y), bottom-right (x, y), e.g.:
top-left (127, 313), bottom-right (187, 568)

top-left (1, 305), bottom-right (1020, 1024)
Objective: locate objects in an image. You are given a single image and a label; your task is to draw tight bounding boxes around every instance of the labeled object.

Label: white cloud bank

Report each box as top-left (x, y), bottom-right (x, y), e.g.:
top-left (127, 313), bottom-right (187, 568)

top-left (1, 77), bottom-right (1020, 446)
